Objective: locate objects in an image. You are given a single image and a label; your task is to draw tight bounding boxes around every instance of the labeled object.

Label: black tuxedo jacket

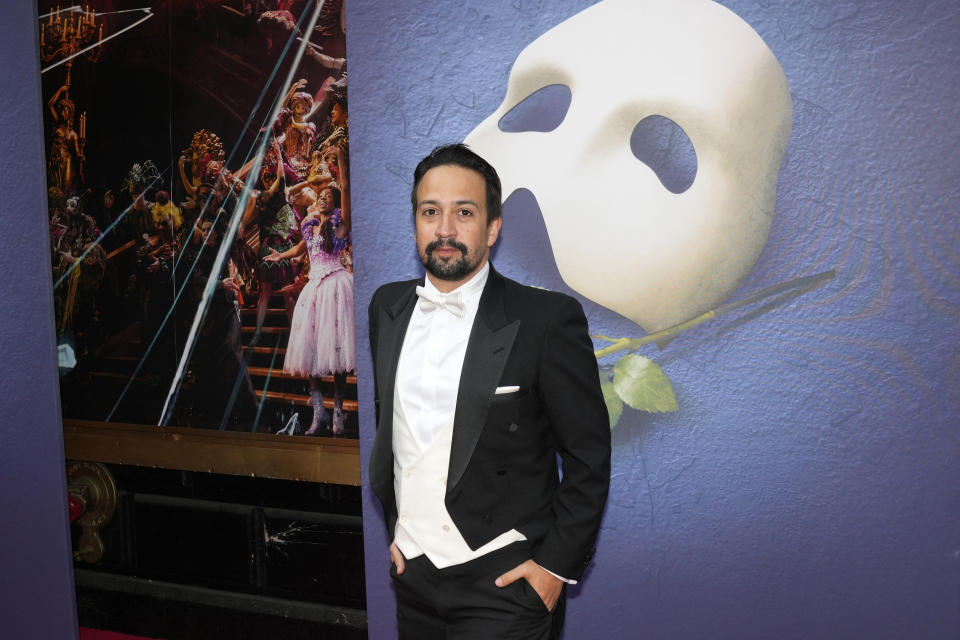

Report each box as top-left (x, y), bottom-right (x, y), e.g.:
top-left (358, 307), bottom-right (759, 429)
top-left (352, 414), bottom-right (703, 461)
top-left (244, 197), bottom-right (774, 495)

top-left (368, 265), bottom-right (610, 581)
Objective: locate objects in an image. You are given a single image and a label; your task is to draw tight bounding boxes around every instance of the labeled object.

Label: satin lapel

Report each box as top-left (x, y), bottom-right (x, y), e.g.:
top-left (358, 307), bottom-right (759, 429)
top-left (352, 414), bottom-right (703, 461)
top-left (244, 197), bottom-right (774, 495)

top-left (369, 283), bottom-right (418, 492)
top-left (447, 269), bottom-right (519, 492)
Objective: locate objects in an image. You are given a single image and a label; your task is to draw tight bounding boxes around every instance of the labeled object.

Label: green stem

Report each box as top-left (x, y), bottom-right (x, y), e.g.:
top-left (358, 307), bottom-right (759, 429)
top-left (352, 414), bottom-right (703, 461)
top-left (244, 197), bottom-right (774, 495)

top-left (594, 269), bottom-right (836, 359)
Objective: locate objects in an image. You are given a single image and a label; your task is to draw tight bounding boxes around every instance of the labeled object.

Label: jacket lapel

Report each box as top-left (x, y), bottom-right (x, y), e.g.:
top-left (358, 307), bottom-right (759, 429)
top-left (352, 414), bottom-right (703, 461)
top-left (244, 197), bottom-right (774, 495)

top-left (447, 267), bottom-right (520, 492)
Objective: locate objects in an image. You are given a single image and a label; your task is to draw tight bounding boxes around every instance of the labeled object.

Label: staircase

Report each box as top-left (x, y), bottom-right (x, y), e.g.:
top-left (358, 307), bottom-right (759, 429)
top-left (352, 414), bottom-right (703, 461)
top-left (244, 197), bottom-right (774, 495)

top-left (75, 291), bottom-right (358, 437)
top-left (239, 296), bottom-right (359, 436)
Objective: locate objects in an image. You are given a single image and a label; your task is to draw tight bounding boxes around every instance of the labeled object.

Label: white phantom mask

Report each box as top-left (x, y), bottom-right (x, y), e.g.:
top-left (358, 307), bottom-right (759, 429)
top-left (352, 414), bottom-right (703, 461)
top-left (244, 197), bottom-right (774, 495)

top-left (466, 0), bottom-right (792, 332)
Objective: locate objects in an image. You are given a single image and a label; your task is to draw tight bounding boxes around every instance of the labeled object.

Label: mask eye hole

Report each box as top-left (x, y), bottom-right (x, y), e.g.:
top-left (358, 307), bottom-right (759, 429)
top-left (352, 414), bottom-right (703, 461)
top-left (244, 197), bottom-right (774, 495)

top-left (630, 115), bottom-right (697, 194)
top-left (498, 84), bottom-right (571, 133)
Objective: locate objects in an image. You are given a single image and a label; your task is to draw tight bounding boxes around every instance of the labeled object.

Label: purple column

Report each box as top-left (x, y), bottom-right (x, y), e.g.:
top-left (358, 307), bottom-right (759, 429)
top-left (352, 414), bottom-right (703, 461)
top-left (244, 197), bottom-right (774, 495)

top-left (0, 3), bottom-right (78, 638)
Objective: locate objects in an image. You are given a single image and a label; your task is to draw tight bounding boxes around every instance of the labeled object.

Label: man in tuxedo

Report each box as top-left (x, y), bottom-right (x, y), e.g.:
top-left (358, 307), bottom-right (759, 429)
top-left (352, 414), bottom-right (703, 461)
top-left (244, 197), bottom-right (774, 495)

top-left (368, 144), bottom-right (610, 639)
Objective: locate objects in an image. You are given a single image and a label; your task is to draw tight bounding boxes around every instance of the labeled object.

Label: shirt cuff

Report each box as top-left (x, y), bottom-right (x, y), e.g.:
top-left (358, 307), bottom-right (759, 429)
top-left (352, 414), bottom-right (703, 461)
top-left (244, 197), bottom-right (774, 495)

top-left (535, 562), bottom-right (577, 585)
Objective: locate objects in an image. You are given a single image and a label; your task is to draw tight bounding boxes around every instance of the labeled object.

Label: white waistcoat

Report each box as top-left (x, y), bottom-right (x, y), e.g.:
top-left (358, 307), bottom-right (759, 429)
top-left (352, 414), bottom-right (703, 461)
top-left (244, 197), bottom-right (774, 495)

top-left (392, 385), bottom-right (524, 568)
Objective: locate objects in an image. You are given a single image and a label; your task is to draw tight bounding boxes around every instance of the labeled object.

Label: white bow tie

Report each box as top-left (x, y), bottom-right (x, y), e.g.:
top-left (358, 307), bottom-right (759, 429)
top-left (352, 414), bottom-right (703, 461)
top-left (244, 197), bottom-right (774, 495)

top-left (416, 285), bottom-right (466, 318)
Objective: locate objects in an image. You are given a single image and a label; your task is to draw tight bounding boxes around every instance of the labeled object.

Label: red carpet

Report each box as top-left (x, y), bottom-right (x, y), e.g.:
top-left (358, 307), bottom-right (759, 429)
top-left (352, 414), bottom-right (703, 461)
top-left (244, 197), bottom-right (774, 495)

top-left (80, 628), bottom-right (160, 640)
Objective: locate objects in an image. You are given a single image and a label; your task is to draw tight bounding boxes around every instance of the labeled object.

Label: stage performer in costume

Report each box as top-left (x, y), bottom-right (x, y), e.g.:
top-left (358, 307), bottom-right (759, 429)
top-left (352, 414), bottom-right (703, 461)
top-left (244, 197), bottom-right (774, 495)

top-left (368, 144), bottom-right (610, 639)
top-left (182, 215), bottom-right (258, 429)
top-left (178, 130), bottom-right (225, 201)
top-left (240, 138), bottom-right (300, 339)
top-left (280, 79), bottom-right (323, 180)
top-left (52, 195), bottom-right (103, 342)
top-left (265, 147), bottom-right (354, 435)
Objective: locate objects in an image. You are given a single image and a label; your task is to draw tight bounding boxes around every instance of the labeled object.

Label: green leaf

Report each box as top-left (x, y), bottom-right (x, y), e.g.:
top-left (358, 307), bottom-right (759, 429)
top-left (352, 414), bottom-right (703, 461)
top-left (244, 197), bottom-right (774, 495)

top-left (612, 354), bottom-right (678, 413)
top-left (600, 380), bottom-right (623, 428)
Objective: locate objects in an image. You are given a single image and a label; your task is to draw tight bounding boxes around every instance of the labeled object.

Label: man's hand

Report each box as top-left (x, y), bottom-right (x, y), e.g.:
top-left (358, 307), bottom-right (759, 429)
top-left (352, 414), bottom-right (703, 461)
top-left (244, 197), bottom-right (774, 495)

top-left (495, 559), bottom-right (562, 611)
top-left (389, 541), bottom-right (406, 575)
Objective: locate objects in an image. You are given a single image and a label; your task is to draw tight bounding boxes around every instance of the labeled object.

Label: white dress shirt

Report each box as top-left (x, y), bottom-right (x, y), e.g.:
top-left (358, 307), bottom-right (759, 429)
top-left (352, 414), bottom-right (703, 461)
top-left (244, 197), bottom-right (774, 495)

top-left (395, 262), bottom-right (488, 450)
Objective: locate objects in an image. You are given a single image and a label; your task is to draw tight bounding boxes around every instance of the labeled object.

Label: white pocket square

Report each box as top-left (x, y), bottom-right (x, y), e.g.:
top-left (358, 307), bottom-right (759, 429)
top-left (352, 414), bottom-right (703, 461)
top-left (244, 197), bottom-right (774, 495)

top-left (494, 385), bottom-right (520, 395)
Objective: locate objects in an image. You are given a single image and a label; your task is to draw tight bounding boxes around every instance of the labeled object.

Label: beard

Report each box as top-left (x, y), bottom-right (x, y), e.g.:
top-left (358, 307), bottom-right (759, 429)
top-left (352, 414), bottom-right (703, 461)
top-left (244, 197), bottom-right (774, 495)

top-left (422, 238), bottom-right (480, 282)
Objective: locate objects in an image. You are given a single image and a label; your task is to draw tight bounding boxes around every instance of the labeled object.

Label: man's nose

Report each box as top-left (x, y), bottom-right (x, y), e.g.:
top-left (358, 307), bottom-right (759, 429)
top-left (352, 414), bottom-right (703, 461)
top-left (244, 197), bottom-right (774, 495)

top-left (437, 211), bottom-right (456, 237)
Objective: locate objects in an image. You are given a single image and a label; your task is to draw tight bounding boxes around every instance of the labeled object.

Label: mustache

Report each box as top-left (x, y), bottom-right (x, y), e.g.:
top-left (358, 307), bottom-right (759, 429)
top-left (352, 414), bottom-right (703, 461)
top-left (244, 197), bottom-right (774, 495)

top-left (425, 238), bottom-right (468, 255)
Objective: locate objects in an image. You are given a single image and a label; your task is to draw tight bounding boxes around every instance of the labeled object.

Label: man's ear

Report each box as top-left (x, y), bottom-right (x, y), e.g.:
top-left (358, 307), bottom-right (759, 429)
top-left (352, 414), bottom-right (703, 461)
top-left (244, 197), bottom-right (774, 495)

top-left (486, 216), bottom-right (503, 248)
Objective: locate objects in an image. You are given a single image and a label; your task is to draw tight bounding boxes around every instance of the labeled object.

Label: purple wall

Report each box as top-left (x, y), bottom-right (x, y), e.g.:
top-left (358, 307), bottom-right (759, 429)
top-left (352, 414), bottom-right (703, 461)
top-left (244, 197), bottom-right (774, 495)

top-left (346, 0), bottom-right (960, 638)
top-left (0, 2), bottom-right (78, 638)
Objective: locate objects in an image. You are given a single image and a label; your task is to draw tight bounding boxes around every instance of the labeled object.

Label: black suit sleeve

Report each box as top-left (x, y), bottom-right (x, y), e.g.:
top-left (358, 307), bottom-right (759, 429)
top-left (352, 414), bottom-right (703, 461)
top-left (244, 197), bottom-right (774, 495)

top-left (367, 286), bottom-right (399, 539)
top-left (367, 289), bottom-right (380, 426)
top-left (531, 296), bottom-right (611, 581)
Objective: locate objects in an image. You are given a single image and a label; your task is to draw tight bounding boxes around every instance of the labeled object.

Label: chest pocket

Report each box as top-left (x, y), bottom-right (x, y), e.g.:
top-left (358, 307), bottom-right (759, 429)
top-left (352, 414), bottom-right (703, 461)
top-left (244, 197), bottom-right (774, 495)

top-left (488, 387), bottom-right (542, 431)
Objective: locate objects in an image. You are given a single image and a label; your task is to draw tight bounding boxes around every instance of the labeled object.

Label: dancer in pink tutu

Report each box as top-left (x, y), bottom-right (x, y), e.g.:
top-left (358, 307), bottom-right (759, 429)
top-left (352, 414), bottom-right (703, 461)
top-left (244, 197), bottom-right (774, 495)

top-left (264, 148), bottom-right (354, 435)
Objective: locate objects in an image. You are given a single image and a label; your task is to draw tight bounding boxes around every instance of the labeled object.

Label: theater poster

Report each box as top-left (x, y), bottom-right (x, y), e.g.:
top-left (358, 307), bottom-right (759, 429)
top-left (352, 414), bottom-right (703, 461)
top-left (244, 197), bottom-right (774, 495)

top-left (345, 0), bottom-right (960, 637)
top-left (39, 1), bottom-right (359, 464)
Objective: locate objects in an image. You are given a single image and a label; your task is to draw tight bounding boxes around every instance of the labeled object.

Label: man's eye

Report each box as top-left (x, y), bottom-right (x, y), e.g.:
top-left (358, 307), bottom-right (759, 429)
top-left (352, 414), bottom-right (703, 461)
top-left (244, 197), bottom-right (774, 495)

top-left (458, 209), bottom-right (473, 217)
top-left (421, 208), bottom-right (437, 216)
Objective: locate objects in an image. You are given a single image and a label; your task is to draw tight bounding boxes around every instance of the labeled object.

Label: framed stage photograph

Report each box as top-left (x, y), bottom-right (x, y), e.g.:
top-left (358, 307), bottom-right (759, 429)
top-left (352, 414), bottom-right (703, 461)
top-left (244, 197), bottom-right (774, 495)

top-left (39, 1), bottom-right (358, 483)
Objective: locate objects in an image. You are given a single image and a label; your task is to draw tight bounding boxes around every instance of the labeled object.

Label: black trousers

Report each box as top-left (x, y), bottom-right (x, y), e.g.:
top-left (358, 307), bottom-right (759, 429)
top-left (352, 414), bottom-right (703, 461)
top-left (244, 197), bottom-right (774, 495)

top-left (391, 542), bottom-right (566, 640)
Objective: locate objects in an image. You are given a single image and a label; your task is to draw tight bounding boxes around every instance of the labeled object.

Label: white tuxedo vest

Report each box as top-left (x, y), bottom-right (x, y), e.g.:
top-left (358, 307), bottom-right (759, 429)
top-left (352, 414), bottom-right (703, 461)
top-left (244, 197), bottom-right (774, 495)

top-left (392, 382), bottom-right (524, 569)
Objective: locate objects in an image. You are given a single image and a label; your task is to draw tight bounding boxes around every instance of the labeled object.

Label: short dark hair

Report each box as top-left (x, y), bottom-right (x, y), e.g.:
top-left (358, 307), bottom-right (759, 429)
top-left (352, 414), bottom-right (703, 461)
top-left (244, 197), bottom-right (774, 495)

top-left (410, 143), bottom-right (502, 224)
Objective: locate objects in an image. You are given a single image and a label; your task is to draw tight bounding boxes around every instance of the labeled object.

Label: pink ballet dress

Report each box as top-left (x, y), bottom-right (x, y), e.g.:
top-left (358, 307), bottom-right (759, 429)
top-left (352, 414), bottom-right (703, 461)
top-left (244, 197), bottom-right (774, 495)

top-left (283, 211), bottom-right (356, 377)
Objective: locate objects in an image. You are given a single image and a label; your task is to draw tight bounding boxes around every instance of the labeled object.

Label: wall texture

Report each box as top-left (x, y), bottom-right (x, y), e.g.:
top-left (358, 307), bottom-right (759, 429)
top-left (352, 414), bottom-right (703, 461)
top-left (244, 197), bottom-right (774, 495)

top-left (0, 2), bottom-right (79, 638)
top-left (346, 0), bottom-right (960, 638)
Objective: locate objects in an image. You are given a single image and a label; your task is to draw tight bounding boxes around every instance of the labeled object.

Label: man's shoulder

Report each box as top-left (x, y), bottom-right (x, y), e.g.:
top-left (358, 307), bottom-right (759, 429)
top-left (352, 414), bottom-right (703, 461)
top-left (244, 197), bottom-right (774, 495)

top-left (369, 277), bottom-right (420, 309)
top-left (496, 270), bottom-right (585, 319)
